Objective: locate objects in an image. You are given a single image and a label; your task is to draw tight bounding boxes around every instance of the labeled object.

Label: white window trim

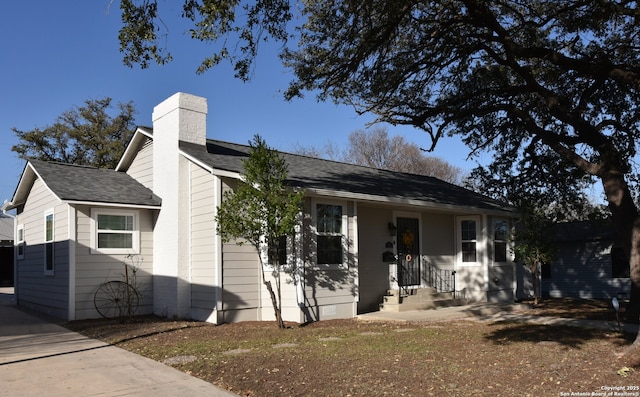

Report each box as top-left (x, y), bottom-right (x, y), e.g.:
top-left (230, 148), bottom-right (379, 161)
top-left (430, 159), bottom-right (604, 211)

top-left (457, 215), bottom-right (481, 267)
top-left (312, 200), bottom-right (347, 269)
top-left (44, 208), bottom-right (54, 276)
top-left (90, 208), bottom-right (140, 255)
top-left (492, 218), bottom-right (511, 266)
top-left (16, 224), bottom-right (24, 260)
top-left (259, 233), bottom-right (299, 277)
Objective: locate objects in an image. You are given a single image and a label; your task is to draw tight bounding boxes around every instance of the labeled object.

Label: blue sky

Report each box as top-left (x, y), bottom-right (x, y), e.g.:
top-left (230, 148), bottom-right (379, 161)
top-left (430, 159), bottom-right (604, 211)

top-left (0, 1), bottom-right (480, 206)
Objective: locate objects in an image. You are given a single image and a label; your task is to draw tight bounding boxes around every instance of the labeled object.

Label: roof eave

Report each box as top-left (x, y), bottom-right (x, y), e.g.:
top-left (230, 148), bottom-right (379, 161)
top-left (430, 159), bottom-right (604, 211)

top-left (115, 127), bottom-right (154, 172)
top-left (8, 161), bottom-right (62, 210)
top-left (304, 187), bottom-right (519, 216)
top-left (66, 200), bottom-right (161, 210)
top-left (179, 148), bottom-right (242, 179)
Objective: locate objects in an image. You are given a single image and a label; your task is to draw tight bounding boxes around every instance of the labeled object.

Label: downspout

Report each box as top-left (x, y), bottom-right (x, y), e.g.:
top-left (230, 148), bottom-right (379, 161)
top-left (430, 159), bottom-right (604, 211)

top-left (1, 200), bottom-right (17, 300)
top-left (295, 211), bottom-right (305, 320)
top-left (482, 214), bottom-right (490, 301)
top-left (68, 206), bottom-right (76, 321)
top-left (352, 202), bottom-right (359, 318)
top-left (213, 176), bottom-right (223, 324)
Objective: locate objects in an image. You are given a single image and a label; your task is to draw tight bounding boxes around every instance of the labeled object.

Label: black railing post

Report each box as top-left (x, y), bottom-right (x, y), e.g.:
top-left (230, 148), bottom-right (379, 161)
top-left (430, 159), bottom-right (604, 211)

top-left (451, 270), bottom-right (457, 298)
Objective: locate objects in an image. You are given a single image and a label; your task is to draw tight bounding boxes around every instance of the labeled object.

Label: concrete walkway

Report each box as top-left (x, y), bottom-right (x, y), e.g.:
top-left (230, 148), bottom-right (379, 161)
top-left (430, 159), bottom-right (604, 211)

top-left (0, 288), bottom-right (237, 397)
top-left (358, 301), bottom-right (638, 334)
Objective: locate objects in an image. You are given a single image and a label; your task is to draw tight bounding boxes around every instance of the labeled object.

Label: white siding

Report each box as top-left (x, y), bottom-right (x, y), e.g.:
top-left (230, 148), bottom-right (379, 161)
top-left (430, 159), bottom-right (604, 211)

top-left (301, 199), bottom-right (357, 321)
top-left (73, 205), bottom-right (154, 320)
top-left (15, 178), bottom-right (69, 319)
top-left (189, 163), bottom-right (218, 321)
top-left (219, 179), bottom-right (261, 322)
top-left (423, 213), bottom-right (455, 270)
top-left (221, 241), bottom-right (261, 322)
top-left (356, 205), bottom-right (393, 313)
top-left (126, 138), bottom-right (153, 189)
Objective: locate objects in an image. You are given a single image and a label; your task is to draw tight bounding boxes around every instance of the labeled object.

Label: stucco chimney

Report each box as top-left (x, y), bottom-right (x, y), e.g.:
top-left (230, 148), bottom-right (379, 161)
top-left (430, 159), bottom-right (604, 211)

top-left (152, 92), bottom-right (207, 146)
top-left (151, 92), bottom-right (207, 319)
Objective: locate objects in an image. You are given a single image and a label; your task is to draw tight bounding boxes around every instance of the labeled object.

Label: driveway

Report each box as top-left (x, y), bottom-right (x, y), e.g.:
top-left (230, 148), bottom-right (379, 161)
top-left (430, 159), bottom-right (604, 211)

top-left (0, 288), bottom-right (237, 397)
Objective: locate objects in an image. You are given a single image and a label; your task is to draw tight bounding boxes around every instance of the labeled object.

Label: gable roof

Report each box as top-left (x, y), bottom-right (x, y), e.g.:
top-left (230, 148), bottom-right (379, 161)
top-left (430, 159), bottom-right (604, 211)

top-left (180, 139), bottom-right (517, 215)
top-left (8, 159), bottom-right (161, 209)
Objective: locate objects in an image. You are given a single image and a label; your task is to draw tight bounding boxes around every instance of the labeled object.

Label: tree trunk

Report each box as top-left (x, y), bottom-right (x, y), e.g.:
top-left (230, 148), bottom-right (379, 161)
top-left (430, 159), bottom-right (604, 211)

top-left (626, 222), bottom-right (640, 326)
top-left (263, 279), bottom-right (285, 329)
top-left (600, 170), bottom-right (640, 328)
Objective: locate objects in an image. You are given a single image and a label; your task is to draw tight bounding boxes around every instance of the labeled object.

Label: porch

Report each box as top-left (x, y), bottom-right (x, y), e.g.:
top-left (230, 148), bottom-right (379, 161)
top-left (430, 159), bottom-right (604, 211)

top-left (355, 205), bottom-right (516, 315)
top-left (378, 257), bottom-right (467, 312)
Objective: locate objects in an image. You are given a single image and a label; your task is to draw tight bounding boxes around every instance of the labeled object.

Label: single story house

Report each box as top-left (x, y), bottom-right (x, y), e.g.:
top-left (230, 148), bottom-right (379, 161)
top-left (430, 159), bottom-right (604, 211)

top-left (515, 220), bottom-right (630, 301)
top-left (6, 92), bottom-right (519, 323)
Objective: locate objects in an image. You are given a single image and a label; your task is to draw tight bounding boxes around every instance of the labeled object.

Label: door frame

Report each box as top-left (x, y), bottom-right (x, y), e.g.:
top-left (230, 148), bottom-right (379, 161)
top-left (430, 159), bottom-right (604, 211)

top-left (393, 211), bottom-right (423, 288)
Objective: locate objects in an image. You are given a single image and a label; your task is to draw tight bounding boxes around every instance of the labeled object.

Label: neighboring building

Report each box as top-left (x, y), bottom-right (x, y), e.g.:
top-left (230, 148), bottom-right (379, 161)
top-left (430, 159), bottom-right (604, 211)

top-left (5, 92), bottom-right (519, 323)
top-left (515, 220), bottom-right (630, 301)
top-left (0, 213), bottom-right (14, 286)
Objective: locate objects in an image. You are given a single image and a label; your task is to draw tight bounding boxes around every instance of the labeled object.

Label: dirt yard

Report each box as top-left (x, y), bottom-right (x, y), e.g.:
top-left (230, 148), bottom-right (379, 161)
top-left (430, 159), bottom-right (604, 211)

top-left (66, 299), bottom-right (640, 397)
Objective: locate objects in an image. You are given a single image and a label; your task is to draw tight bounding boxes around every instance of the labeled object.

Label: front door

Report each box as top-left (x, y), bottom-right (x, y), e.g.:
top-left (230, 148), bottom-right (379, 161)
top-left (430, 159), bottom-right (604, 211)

top-left (397, 217), bottom-right (420, 288)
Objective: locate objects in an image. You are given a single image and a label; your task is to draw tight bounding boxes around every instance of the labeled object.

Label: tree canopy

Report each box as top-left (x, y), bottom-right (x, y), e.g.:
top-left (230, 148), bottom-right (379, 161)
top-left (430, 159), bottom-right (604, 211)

top-left (119, 1), bottom-right (640, 326)
top-left (12, 97), bottom-right (136, 169)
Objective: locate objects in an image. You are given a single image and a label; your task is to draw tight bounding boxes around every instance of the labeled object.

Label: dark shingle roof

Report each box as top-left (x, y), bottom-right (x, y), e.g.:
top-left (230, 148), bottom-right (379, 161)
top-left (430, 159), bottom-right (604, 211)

top-left (180, 139), bottom-right (516, 214)
top-left (29, 159), bottom-right (161, 207)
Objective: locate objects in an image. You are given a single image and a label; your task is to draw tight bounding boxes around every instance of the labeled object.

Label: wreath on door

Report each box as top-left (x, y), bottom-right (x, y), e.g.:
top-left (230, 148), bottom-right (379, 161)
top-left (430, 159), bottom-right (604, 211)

top-left (401, 229), bottom-right (415, 249)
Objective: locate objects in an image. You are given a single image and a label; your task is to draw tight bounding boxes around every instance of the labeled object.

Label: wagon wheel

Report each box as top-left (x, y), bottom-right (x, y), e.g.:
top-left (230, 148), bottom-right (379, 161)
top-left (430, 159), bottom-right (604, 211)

top-left (94, 280), bottom-right (139, 319)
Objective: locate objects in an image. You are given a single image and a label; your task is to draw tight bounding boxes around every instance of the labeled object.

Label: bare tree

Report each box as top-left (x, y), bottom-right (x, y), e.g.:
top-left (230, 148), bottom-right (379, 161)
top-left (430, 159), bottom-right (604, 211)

top-left (291, 141), bottom-right (346, 162)
top-left (295, 127), bottom-right (464, 185)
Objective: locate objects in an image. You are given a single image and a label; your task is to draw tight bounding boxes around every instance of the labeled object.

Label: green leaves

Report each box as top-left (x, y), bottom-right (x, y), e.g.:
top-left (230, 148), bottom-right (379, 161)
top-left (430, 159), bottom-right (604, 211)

top-left (120, 0), bottom-right (291, 80)
top-left (215, 134), bottom-right (303, 256)
top-left (119, 0), bottom-right (172, 68)
top-left (215, 135), bottom-right (303, 329)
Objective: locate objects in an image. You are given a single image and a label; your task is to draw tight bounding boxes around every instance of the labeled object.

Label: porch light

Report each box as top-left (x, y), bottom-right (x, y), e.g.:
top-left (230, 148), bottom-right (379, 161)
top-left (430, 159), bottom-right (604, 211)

top-left (388, 222), bottom-right (397, 236)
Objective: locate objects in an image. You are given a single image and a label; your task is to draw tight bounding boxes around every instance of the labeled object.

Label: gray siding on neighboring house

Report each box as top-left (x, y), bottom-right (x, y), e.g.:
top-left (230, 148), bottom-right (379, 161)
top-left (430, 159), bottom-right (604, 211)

top-left (189, 163), bottom-right (218, 320)
top-left (16, 178), bottom-right (70, 319)
top-left (73, 205), bottom-right (154, 320)
top-left (543, 239), bottom-right (629, 299)
top-left (0, 216), bottom-right (14, 286)
top-left (126, 138), bottom-right (154, 189)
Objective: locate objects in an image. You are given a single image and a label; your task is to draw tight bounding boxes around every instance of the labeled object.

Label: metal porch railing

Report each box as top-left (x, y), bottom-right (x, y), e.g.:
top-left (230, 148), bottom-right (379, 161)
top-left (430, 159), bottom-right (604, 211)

top-left (422, 258), bottom-right (457, 298)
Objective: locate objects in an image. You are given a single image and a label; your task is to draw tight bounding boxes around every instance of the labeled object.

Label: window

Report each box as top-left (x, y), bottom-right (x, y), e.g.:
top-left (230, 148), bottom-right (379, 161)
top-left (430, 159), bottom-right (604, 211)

top-left (461, 219), bottom-right (477, 263)
top-left (316, 203), bottom-right (343, 266)
top-left (268, 235), bottom-right (288, 266)
top-left (44, 210), bottom-right (54, 275)
top-left (493, 219), bottom-right (508, 263)
top-left (91, 209), bottom-right (139, 254)
top-left (611, 247), bottom-right (630, 278)
top-left (17, 224), bottom-right (24, 259)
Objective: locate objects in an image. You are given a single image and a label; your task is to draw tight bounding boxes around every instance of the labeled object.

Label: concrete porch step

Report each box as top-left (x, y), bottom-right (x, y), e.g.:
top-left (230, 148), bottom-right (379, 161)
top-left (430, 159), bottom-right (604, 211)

top-left (379, 287), bottom-right (466, 312)
top-left (385, 287), bottom-right (437, 297)
top-left (380, 297), bottom-right (467, 312)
